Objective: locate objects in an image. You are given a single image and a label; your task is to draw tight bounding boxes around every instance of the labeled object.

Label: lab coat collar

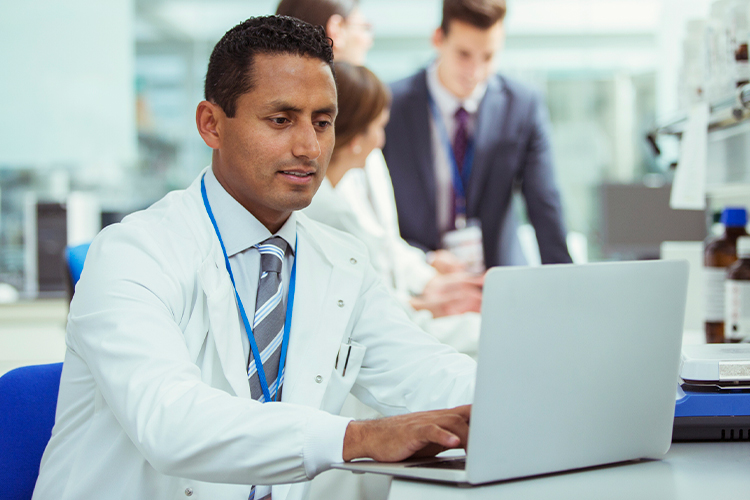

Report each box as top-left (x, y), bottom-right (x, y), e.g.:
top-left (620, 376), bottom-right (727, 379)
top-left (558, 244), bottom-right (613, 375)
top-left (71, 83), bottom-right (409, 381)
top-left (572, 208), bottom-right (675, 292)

top-left (203, 166), bottom-right (297, 257)
top-left (318, 175), bottom-right (334, 195)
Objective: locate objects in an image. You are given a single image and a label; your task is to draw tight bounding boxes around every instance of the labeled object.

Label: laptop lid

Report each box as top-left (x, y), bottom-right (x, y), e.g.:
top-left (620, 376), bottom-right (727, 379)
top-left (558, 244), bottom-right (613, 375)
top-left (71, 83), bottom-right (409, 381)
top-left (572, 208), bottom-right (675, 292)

top-left (466, 260), bottom-right (688, 484)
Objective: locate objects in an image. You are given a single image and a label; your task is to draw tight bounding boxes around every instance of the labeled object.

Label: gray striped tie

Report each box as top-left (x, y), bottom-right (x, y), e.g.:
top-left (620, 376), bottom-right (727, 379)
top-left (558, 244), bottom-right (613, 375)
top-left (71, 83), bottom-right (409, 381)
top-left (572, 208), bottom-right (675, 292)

top-left (248, 236), bottom-right (288, 402)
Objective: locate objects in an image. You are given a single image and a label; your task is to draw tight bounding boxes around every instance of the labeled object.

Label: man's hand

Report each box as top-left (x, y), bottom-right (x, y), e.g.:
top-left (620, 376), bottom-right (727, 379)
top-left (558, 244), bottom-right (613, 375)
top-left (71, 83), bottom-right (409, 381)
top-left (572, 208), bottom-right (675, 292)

top-left (410, 273), bottom-right (483, 317)
top-left (428, 250), bottom-right (467, 274)
top-left (342, 405), bottom-right (471, 462)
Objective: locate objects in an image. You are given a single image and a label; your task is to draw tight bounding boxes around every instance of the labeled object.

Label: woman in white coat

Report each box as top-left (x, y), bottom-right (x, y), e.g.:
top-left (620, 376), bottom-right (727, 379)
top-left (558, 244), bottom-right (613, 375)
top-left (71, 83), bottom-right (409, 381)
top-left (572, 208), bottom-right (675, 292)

top-left (304, 63), bottom-right (482, 358)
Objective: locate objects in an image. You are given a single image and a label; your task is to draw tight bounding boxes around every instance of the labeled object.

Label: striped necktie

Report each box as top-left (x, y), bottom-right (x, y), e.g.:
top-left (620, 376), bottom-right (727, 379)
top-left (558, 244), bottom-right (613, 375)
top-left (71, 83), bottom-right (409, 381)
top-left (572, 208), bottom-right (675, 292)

top-left (248, 237), bottom-right (286, 500)
top-left (248, 236), bottom-right (288, 403)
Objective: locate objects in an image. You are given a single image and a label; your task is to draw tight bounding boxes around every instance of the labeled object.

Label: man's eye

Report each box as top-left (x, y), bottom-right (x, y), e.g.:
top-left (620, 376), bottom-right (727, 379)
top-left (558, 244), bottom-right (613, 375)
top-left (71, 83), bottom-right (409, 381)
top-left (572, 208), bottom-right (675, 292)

top-left (316, 120), bottom-right (332, 129)
top-left (271, 117), bottom-right (289, 125)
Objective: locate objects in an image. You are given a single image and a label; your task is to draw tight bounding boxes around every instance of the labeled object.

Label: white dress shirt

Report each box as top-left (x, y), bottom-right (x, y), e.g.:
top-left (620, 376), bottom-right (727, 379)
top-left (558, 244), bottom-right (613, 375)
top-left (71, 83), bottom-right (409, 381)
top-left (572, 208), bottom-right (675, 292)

top-left (426, 60), bottom-right (489, 234)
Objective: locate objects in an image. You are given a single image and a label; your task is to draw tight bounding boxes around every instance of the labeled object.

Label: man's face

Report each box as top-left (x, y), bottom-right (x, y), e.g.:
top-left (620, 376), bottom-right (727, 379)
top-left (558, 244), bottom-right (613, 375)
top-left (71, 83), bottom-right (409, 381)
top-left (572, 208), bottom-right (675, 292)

top-left (210, 54), bottom-right (337, 230)
top-left (433, 20), bottom-right (505, 99)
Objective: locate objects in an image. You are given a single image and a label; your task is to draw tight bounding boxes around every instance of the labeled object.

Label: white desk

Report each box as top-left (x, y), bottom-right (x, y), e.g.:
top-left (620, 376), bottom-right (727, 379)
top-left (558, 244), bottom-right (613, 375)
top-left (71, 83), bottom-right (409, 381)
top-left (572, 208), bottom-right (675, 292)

top-left (386, 443), bottom-right (750, 500)
top-left (0, 299), bottom-right (67, 376)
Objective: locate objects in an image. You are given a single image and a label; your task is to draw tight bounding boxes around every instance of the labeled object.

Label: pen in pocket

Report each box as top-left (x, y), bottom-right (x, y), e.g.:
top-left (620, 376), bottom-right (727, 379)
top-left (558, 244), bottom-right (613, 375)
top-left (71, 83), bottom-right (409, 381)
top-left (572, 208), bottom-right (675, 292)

top-left (335, 337), bottom-right (353, 376)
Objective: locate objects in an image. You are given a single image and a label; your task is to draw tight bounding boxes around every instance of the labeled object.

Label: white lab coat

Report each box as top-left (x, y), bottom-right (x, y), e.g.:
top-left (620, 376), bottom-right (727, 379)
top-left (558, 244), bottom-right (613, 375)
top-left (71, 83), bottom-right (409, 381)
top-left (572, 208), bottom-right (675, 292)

top-left (33, 169), bottom-right (476, 500)
top-left (304, 153), bottom-right (481, 358)
top-left (335, 150), bottom-right (437, 299)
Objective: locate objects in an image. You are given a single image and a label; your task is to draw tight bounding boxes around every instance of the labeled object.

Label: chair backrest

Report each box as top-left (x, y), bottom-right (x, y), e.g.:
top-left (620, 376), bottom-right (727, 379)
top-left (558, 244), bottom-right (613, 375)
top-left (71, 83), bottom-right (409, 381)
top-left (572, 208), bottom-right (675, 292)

top-left (0, 363), bottom-right (63, 500)
top-left (65, 243), bottom-right (91, 287)
top-left (64, 242), bottom-right (91, 302)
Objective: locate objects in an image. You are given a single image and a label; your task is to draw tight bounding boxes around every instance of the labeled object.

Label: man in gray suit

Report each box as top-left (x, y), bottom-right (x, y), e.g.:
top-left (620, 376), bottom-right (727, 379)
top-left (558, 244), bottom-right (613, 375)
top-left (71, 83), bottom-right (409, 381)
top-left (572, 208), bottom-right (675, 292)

top-left (383, 0), bottom-right (572, 268)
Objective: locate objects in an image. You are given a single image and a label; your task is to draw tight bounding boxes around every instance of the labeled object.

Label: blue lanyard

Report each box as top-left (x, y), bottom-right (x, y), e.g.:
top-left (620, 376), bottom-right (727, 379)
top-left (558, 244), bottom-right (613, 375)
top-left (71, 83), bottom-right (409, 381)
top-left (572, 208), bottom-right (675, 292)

top-left (427, 94), bottom-right (476, 215)
top-left (200, 174), bottom-right (296, 403)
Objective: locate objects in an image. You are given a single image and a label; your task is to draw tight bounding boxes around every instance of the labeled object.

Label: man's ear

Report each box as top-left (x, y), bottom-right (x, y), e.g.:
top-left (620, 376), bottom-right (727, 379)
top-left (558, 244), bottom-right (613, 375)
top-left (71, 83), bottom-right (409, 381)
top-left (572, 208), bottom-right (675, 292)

top-left (431, 26), bottom-right (445, 50)
top-left (326, 14), bottom-right (346, 51)
top-left (196, 101), bottom-right (223, 150)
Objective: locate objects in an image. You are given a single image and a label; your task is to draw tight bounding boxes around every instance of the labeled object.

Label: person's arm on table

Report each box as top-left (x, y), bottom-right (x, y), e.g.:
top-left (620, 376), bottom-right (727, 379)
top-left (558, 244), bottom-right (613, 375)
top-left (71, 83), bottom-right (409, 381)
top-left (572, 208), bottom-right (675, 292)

top-left (343, 405), bottom-right (471, 462)
top-left (426, 249), bottom-right (467, 274)
top-left (410, 272), bottom-right (483, 317)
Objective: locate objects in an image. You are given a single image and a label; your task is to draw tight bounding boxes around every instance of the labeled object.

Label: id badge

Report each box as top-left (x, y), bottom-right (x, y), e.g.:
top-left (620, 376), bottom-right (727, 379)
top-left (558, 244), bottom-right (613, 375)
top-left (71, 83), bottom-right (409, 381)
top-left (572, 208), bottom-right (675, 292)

top-left (442, 218), bottom-right (485, 273)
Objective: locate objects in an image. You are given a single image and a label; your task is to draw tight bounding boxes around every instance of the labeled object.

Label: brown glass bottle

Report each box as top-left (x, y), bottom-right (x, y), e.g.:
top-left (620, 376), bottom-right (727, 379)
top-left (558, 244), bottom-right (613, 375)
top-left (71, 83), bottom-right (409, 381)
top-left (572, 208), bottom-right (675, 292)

top-left (725, 237), bottom-right (750, 342)
top-left (705, 208), bottom-right (748, 343)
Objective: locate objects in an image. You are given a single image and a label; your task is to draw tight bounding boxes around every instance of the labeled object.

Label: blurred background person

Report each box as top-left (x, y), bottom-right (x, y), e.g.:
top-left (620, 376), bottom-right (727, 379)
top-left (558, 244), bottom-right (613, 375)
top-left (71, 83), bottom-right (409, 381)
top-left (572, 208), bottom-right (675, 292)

top-left (276, 0), bottom-right (373, 64)
top-left (383, 0), bottom-right (573, 268)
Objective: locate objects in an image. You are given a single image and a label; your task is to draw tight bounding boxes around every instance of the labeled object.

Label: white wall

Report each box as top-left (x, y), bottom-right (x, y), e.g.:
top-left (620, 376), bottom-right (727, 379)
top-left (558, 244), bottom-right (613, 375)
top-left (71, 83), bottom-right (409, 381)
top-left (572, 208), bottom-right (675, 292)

top-left (0, 0), bottom-right (136, 168)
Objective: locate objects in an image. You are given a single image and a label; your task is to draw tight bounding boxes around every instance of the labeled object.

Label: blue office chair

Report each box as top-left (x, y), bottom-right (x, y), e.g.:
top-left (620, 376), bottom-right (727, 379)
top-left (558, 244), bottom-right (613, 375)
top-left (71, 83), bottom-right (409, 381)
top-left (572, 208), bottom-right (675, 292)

top-left (65, 242), bottom-right (91, 287)
top-left (64, 242), bottom-right (91, 301)
top-left (0, 363), bottom-right (63, 500)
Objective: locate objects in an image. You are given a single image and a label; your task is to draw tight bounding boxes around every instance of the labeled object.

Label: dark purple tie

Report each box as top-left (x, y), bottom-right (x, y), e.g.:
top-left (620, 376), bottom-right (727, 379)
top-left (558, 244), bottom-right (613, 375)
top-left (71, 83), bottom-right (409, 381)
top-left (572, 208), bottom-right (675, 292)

top-left (451, 107), bottom-right (470, 228)
top-left (453, 107), bottom-right (470, 175)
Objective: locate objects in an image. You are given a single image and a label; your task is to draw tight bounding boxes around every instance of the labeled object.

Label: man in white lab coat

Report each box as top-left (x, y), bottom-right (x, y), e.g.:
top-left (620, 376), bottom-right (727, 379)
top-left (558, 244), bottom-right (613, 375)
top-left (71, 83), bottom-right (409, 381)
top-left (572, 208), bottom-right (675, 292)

top-left (33, 15), bottom-right (475, 500)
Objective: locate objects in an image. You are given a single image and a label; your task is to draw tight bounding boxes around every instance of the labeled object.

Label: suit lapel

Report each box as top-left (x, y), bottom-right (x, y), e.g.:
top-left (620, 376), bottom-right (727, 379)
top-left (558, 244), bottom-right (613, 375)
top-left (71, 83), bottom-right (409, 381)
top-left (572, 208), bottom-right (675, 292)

top-left (407, 71), bottom-right (438, 217)
top-left (467, 76), bottom-right (509, 215)
top-left (199, 242), bottom-right (252, 399)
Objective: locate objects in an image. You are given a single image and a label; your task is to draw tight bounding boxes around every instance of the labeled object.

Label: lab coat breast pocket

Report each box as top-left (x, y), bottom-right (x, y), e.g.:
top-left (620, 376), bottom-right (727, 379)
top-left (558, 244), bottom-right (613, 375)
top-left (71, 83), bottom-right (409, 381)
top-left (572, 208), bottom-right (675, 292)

top-left (320, 340), bottom-right (366, 415)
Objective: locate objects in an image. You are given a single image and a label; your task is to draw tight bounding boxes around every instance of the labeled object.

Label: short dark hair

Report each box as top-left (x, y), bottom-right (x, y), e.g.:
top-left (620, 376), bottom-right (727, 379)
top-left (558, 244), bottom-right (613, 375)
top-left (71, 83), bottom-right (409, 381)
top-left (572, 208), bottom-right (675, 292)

top-left (441, 0), bottom-right (506, 34)
top-left (333, 62), bottom-right (391, 155)
top-left (276, 0), bottom-right (358, 32)
top-left (204, 15), bottom-right (334, 117)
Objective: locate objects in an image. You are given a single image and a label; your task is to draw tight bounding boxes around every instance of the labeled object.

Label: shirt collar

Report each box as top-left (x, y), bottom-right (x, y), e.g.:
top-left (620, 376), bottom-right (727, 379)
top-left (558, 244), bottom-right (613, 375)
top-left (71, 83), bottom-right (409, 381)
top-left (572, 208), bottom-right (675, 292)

top-left (426, 59), bottom-right (489, 116)
top-left (204, 167), bottom-right (297, 257)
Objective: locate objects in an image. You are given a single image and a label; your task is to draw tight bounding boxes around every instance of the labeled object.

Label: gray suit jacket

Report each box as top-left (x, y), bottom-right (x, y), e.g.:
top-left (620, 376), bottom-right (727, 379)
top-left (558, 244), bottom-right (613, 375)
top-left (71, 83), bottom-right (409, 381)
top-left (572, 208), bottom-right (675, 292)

top-left (383, 69), bottom-right (572, 267)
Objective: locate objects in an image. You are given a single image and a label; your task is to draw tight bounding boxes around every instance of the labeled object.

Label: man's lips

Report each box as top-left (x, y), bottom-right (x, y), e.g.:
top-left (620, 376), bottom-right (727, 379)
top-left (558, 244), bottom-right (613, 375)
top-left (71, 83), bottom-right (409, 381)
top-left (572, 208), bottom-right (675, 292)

top-left (277, 168), bottom-right (317, 184)
top-left (278, 170), bottom-right (315, 178)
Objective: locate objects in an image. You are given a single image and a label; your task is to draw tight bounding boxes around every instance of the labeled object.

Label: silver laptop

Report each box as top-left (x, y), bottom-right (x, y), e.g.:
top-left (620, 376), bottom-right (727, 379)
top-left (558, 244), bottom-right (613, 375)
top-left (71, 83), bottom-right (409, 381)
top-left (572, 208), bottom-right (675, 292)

top-left (334, 260), bottom-right (688, 485)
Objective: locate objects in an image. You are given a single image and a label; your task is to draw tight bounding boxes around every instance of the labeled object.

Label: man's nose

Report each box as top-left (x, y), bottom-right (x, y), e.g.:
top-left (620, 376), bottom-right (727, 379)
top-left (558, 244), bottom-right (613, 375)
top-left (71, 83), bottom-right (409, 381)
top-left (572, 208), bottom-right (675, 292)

top-left (292, 122), bottom-right (321, 159)
top-left (470, 59), bottom-right (485, 82)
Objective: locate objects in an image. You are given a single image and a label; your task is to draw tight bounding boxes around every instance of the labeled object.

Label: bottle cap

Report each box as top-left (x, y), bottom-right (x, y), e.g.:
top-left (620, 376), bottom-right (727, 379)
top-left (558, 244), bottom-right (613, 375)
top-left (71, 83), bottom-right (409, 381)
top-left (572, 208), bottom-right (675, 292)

top-left (739, 237), bottom-right (750, 259)
top-left (721, 207), bottom-right (747, 227)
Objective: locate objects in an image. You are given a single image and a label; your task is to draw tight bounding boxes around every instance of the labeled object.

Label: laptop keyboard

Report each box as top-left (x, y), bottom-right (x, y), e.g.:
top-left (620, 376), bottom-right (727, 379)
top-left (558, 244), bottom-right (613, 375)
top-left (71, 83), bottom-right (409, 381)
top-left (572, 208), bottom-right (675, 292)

top-left (407, 458), bottom-right (466, 470)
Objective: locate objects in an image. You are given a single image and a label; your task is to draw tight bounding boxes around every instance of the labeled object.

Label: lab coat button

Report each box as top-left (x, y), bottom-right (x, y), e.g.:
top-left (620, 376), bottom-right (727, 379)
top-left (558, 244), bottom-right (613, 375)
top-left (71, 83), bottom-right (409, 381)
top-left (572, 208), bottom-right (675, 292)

top-left (350, 258), bottom-right (357, 265)
top-left (315, 375), bottom-right (323, 383)
top-left (184, 487), bottom-right (193, 496)
top-left (337, 300), bottom-right (344, 308)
